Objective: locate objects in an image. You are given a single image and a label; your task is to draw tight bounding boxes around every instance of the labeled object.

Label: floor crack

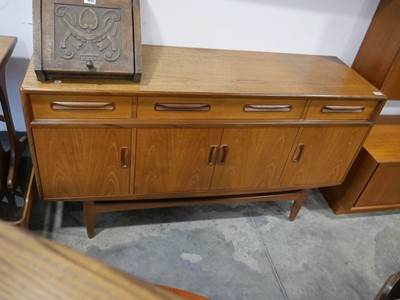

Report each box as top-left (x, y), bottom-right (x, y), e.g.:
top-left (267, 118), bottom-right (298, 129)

top-left (246, 203), bottom-right (289, 300)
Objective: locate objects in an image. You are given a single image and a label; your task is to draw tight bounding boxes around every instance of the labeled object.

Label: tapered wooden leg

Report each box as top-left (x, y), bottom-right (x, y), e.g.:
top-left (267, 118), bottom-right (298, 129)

top-left (83, 201), bottom-right (96, 238)
top-left (289, 189), bottom-right (310, 221)
top-left (0, 71), bottom-right (28, 189)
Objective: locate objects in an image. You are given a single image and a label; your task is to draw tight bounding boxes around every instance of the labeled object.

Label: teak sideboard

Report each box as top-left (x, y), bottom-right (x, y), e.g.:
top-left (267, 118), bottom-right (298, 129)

top-left (21, 45), bottom-right (386, 237)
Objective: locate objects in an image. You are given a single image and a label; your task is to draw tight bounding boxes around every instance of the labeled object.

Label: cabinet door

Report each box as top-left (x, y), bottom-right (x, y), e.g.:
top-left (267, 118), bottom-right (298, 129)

top-left (33, 128), bottom-right (132, 198)
top-left (135, 128), bottom-right (223, 194)
top-left (279, 126), bottom-right (369, 187)
top-left (211, 127), bottom-right (299, 190)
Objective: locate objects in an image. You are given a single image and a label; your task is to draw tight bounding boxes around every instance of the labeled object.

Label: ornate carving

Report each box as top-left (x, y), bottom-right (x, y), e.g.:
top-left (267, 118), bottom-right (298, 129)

top-left (54, 5), bottom-right (122, 63)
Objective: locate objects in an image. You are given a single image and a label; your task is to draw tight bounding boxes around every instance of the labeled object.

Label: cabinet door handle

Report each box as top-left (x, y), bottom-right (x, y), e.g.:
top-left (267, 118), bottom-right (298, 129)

top-left (51, 101), bottom-right (116, 111)
top-left (292, 143), bottom-right (305, 162)
top-left (217, 145), bottom-right (229, 165)
top-left (154, 103), bottom-right (211, 112)
top-left (321, 105), bottom-right (365, 113)
top-left (244, 104), bottom-right (292, 112)
top-left (207, 145), bottom-right (218, 166)
top-left (120, 147), bottom-right (129, 169)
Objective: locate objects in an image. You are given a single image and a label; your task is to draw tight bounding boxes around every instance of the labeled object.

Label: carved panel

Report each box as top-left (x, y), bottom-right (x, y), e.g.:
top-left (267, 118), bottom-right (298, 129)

top-left (54, 5), bottom-right (122, 65)
top-left (34, 0), bottom-right (142, 81)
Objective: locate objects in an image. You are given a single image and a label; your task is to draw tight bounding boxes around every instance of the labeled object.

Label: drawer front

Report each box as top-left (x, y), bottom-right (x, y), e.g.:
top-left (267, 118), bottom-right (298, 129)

top-left (305, 100), bottom-right (378, 120)
top-left (138, 97), bottom-right (307, 119)
top-left (30, 95), bottom-right (133, 119)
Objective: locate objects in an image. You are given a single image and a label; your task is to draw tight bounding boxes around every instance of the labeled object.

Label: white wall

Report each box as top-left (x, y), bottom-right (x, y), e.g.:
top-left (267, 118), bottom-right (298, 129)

top-left (1, 0), bottom-right (397, 131)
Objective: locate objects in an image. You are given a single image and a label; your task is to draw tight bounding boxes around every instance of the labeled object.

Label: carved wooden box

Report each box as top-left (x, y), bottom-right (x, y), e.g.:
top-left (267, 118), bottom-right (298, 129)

top-left (33, 0), bottom-right (142, 82)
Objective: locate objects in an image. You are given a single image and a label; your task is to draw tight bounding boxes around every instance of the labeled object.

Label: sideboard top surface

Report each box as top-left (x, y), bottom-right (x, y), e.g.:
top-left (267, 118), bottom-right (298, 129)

top-left (22, 45), bottom-right (385, 100)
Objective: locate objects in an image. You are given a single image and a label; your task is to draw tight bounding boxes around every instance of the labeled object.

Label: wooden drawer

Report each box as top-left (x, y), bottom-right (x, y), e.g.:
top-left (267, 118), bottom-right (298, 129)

top-left (137, 97), bottom-right (307, 119)
top-left (30, 95), bottom-right (133, 119)
top-left (305, 100), bottom-right (378, 120)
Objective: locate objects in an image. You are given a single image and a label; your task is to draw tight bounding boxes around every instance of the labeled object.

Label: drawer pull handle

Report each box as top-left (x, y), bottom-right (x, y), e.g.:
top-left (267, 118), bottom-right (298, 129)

top-left (51, 101), bottom-right (116, 111)
top-left (217, 145), bottom-right (229, 165)
top-left (244, 104), bottom-right (292, 112)
top-left (292, 144), bottom-right (305, 163)
top-left (321, 106), bottom-right (365, 113)
top-left (208, 145), bottom-right (218, 166)
top-left (120, 147), bottom-right (129, 169)
top-left (154, 103), bottom-right (211, 112)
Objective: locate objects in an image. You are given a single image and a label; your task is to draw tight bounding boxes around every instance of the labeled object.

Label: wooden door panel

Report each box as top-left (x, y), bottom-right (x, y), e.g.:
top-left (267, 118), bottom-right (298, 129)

top-left (135, 128), bottom-right (222, 194)
top-left (211, 127), bottom-right (299, 190)
top-left (33, 128), bottom-right (131, 198)
top-left (279, 126), bottom-right (369, 187)
top-left (355, 163), bottom-right (400, 207)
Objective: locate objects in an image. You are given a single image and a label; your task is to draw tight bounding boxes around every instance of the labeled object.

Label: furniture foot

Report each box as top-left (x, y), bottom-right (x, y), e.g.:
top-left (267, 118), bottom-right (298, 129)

top-left (289, 189), bottom-right (310, 221)
top-left (83, 201), bottom-right (96, 238)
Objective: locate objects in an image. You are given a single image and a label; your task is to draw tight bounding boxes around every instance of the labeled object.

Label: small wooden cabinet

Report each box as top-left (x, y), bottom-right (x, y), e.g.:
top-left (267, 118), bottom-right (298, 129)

top-left (321, 117), bottom-right (400, 213)
top-left (21, 45), bottom-right (386, 237)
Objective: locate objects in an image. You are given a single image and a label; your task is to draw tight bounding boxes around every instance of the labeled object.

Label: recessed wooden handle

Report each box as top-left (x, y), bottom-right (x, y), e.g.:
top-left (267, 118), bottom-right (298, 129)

top-left (321, 105), bottom-right (365, 113)
top-left (292, 143), bottom-right (305, 162)
top-left (154, 103), bottom-right (211, 112)
top-left (244, 104), bottom-right (292, 112)
top-left (51, 101), bottom-right (115, 111)
top-left (120, 147), bottom-right (129, 169)
top-left (207, 145), bottom-right (218, 166)
top-left (217, 145), bottom-right (229, 165)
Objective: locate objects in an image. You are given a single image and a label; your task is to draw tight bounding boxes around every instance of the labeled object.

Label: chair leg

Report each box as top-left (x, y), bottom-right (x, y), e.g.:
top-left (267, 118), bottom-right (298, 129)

top-left (0, 71), bottom-right (28, 189)
top-left (375, 272), bottom-right (400, 300)
top-left (83, 201), bottom-right (96, 238)
top-left (289, 189), bottom-right (309, 221)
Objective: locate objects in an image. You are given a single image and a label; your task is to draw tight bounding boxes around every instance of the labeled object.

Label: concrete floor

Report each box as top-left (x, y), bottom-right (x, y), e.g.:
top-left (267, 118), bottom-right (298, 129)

top-left (28, 189), bottom-right (400, 300)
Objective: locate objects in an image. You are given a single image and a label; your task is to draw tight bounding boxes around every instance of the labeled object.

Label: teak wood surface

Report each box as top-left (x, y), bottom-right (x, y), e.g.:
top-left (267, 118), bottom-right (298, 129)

top-left (279, 126), bottom-right (369, 187)
top-left (352, 0), bottom-right (400, 99)
top-left (0, 221), bottom-right (208, 300)
top-left (20, 45), bottom-right (387, 237)
top-left (23, 45), bottom-right (385, 99)
top-left (321, 116), bottom-right (400, 214)
top-left (363, 123), bottom-right (400, 163)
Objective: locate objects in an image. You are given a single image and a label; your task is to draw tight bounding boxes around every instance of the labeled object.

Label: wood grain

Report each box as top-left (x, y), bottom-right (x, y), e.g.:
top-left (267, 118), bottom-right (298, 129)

top-left (363, 123), bottom-right (400, 163)
top-left (320, 148), bottom-right (378, 213)
top-left (138, 97), bottom-right (307, 120)
top-left (135, 128), bottom-right (222, 193)
top-left (22, 45), bottom-right (385, 100)
top-left (305, 100), bottom-right (378, 120)
top-left (354, 163), bottom-right (400, 207)
top-left (30, 94), bottom-right (133, 119)
top-left (20, 45), bottom-right (386, 234)
top-left (279, 126), bottom-right (369, 187)
top-left (320, 118), bottom-right (400, 214)
top-left (0, 221), bottom-right (191, 300)
top-left (352, 0), bottom-right (400, 99)
top-left (210, 127), bottom-right (299, 190)
top-left (33, 128), bottom-right (131, 198)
